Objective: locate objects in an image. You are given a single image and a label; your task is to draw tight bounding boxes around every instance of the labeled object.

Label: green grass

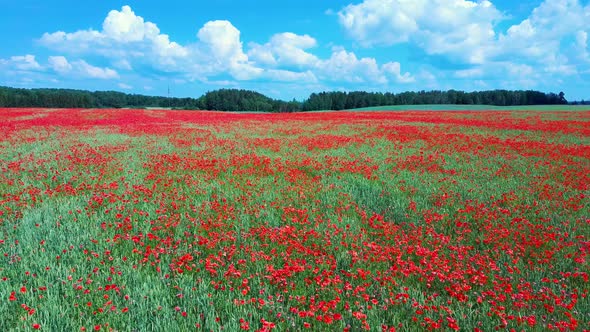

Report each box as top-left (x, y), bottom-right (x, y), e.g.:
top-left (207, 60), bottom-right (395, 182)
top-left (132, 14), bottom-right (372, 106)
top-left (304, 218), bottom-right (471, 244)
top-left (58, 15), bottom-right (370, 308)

top-left (344, 104), bottom-right (590, 111)
top-left (1, 109), bottom-right (588, 331)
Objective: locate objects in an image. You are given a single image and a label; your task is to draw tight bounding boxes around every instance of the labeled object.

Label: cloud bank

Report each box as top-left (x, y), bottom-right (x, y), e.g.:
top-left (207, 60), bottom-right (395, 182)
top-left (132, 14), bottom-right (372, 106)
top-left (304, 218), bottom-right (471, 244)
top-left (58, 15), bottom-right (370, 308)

top-left (1, 1), bottom-right (588, 98)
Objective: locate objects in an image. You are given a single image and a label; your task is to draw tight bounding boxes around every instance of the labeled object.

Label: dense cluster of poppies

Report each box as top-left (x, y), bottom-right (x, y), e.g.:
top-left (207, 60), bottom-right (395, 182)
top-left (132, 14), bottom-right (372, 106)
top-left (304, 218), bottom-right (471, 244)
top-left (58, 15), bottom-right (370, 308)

top-left (0, 108), bottom-right (588, 331)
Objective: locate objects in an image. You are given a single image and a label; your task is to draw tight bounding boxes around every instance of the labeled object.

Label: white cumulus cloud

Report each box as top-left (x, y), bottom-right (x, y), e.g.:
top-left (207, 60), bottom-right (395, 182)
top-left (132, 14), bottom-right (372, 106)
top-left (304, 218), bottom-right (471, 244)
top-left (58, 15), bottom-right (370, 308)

top-left (8, 55), bottom-right (42, 71)
top-left (31, 5), bottom-right (417, 91)
top-left (102, 5), bottom-right (158, 43)
top-left (338, 0), bottom-right (502, 64)
top-left (40, 6), bottom-right (187, 68)
top-left (382, 62), bottom-right (415, 83)
top-left (317, 49), bottom-right (383, 83)
top-left (337, 0), bottom-right (590, 86)
top-left (248, 32), bottom-right (319, 67)
top-left (74, 60), bottom-right (119, 79)
top-left (196, 20), bottom-right (263, 79)
top-left (316, 48), bottom-right (413, 84)
top-left (198, 20), bottom-right (247, 64)
top-left (47, 55), bottom-right (118, 79)
top-left (497, 0), bottom-right (589, 60)
top-left (48, 56), bottom-right (72, 74)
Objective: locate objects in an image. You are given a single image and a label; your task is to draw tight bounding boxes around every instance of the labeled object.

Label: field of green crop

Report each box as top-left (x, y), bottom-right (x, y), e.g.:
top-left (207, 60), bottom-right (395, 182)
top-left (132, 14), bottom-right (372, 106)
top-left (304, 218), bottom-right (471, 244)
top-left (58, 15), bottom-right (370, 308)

top-left (346, 104), bottom-right (590, 111)
top-left (0, 108), bottom-right (588, 331)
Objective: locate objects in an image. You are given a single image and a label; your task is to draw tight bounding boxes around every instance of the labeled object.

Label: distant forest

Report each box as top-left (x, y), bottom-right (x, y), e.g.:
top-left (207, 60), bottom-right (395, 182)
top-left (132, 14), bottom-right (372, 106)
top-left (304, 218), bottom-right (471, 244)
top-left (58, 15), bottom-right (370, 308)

top-left (0, 85), bottom-right (577, 112)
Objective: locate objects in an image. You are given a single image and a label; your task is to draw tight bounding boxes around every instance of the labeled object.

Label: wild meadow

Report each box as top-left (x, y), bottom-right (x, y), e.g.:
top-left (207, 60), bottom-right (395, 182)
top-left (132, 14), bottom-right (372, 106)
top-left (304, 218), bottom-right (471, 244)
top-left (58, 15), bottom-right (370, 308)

top-left (0, 108), bottom-right (588, 331)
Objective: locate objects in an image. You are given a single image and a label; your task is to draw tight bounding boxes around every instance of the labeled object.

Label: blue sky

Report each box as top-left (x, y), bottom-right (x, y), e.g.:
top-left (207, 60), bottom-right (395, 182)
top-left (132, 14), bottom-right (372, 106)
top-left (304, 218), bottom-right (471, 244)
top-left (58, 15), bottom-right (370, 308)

top-left (1, 0), bottom-right (589, 101)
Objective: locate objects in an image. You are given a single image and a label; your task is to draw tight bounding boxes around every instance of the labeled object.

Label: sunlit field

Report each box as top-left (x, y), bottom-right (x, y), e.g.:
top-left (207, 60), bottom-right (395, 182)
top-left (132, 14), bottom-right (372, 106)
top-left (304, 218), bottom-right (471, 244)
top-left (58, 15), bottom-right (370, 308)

top-left (1, 108), bottom-right (588, 331)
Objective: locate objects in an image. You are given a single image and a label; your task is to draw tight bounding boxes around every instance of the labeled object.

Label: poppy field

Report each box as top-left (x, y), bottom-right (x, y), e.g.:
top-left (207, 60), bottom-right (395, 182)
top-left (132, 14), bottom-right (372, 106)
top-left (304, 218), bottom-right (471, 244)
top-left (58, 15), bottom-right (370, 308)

top-left (0, 108), bottom-right (588, 331)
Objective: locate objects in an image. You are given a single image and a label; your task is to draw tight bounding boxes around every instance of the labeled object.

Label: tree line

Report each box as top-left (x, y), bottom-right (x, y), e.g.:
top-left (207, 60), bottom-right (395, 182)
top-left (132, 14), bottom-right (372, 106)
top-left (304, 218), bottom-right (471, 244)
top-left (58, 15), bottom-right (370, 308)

top-left (301, 90), bottom-right (568, 111)
top-left (0, 86), bottom-right (570, 112)
top-left (0, 87), bottom-right (202, 109)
